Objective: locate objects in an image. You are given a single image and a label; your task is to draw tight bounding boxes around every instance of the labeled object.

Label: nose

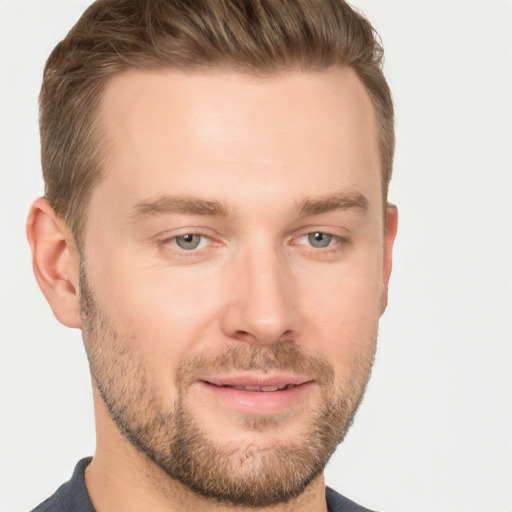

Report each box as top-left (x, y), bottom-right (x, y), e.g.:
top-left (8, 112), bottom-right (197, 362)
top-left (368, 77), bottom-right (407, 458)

top-left (220, 243), bottom-right (301, 345)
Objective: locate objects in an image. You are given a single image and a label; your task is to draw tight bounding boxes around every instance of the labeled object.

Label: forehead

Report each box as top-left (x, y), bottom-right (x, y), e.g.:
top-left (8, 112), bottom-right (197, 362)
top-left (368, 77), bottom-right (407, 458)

top-left (93, 67), bottom-right (381, 217)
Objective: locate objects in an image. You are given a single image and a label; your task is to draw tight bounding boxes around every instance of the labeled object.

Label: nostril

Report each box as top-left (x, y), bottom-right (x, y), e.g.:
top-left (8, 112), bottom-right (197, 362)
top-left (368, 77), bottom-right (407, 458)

top-left (233, 330), bottom-right (256, 343)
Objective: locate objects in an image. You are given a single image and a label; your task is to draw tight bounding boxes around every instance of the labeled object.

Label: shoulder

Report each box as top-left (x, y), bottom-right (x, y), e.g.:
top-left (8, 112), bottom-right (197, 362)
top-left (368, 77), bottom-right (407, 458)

top-left (31, 458), bottom-right (95, 512)
top-left (326, 486), bottom-right (377, 512)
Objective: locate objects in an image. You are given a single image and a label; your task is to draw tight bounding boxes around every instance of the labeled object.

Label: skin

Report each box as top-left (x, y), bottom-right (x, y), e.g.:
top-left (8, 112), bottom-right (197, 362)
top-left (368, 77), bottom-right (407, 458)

top-left (27, 67), bottom-right (397, 512)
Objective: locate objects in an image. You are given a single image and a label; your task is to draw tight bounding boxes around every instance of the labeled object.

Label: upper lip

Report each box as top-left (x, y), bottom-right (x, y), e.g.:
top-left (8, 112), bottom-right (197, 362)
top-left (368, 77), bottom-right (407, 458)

top-left (200, 374), bottom-right (314, 390)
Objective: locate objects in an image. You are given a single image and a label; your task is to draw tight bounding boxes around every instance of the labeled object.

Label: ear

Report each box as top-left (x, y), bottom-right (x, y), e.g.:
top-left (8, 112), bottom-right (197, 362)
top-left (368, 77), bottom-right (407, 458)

top-left (26, 197), bottom-right (82, 328)
top-left (380, 204), bottom-right (398, 314)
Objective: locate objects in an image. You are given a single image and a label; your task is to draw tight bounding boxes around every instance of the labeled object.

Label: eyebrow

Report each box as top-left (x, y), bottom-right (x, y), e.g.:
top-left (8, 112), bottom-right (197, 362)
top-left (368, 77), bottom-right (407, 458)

top-left (297, 191), bottom-right (369, 216)
top-left (130, 190), bottom-right (369, 223)
top-left (130, 195), bottom-right (231, 222)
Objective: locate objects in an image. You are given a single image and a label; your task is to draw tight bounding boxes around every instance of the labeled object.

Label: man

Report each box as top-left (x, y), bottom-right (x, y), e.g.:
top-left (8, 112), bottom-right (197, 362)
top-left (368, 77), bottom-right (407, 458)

top-left (26, 0), bottom-right (397, 510)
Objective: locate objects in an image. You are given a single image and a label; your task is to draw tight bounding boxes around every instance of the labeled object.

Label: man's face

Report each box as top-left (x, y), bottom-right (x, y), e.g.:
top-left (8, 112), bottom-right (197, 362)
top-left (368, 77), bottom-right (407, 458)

top-left (79, 67), bottom-right (395, 506)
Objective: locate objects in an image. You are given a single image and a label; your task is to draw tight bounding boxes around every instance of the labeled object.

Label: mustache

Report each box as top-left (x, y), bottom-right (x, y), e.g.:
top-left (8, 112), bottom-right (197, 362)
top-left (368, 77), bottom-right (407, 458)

top-left (175, 340), bottom-right (335, 387)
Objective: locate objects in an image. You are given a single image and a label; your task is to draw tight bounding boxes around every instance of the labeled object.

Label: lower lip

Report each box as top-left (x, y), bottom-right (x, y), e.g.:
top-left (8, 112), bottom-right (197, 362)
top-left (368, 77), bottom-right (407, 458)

top-left (197, 381), bottom-right (315, 415)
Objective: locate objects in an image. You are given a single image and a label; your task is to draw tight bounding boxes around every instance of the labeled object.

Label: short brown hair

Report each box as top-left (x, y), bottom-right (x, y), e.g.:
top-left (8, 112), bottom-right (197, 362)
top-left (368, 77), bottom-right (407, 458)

top-left (40, 0), bottom-right (394, 244)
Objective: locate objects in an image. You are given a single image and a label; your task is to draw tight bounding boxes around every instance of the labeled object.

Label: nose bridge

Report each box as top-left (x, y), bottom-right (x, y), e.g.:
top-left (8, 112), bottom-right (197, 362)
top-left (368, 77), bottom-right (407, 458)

top-left (221, 235), bottom-right (299, 344)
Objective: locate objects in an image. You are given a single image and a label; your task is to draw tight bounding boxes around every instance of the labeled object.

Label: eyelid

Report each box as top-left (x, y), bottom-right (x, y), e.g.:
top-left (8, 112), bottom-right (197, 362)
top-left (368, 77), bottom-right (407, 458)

top-left (157, 229), bottom-right (218, 252)
top-left (298, 232), bottom-right (338, 246)
top-left (154, 226), bottom-right (349, 256)
top-left (290, 225), bottom-right (349, 242)
top-left (296, 232), bottom-right (344, 247)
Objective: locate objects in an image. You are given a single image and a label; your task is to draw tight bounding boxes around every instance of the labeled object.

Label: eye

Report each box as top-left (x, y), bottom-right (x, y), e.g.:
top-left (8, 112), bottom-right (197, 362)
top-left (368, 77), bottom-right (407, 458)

top-left (303, 232), bottom-right (335, 248)
top-left (173, 233), bottom-right (209, 251)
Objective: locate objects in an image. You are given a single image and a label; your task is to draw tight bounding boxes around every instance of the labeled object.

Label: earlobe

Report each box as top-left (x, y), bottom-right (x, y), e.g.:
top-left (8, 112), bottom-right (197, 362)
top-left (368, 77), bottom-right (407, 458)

top-left (26, 197), bottom-right (82, 328)
top-left (380, 204), bottom-right (398, 314)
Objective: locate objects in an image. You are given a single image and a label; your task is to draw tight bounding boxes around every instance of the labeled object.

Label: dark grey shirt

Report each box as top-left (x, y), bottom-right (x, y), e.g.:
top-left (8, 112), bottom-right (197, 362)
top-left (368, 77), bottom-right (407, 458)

top-left (31, 458), bottom-right (375, 512)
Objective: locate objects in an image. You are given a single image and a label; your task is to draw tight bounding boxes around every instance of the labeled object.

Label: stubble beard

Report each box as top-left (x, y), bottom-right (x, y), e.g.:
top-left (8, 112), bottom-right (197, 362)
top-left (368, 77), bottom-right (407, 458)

top-left (79, 262), bottom-right (377, 508)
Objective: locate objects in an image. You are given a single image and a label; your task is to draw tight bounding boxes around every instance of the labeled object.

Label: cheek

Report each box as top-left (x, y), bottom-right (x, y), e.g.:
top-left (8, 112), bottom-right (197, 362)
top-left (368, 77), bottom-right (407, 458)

top-left (296, 256), bottom-right (383, 367)
top-left (91, 259), bottom-right (224, 360)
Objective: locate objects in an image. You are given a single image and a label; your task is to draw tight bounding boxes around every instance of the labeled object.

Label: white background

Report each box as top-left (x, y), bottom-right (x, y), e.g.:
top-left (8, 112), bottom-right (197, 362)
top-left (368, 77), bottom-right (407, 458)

top-left (1, 1), bottom-right (511, 511)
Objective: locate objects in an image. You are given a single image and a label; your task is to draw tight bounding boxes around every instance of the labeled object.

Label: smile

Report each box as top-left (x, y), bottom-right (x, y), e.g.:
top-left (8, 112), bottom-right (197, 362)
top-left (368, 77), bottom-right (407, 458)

top-left (196, 375), bottom-right (316, 415)
top-left (210, 383), bottom-right (298, 392)
top-left (228, 384), bottom-right (291, 392)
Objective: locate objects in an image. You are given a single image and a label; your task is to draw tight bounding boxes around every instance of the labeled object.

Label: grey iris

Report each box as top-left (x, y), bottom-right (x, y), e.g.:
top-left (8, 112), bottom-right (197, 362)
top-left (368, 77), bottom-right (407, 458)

top-left (308, 232), bottom-right (332, 248)
top-left (176, 234), bottom-right (202, 250)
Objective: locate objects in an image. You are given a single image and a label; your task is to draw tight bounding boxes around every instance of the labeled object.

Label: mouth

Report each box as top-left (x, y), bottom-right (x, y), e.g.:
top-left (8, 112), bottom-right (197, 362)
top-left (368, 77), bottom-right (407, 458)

top-left (219, 383), bottom-right (294, 392)
top-left (196, 375), bottom-right (315, 415)
top-left (206, 382), bottom-right (306, 392)
top-left (202, 374), bottom-right (313, 390)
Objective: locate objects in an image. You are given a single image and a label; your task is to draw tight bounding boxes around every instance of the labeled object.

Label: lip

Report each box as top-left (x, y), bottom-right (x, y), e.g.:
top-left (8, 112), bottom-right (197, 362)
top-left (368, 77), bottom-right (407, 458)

top-left (204, 373), bottom-right (313, 388)
top-left (196, 374), bottom-right (316, 415)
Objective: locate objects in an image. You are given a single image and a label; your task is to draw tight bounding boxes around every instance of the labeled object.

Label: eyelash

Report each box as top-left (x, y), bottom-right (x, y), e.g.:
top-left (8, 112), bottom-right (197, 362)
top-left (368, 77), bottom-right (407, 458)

top-left (159, 231), bottom-right (348, 255)
top-left (159, 232), bottom-right (212, 252)
top-left (295, 232), bottom-right (346, 251)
